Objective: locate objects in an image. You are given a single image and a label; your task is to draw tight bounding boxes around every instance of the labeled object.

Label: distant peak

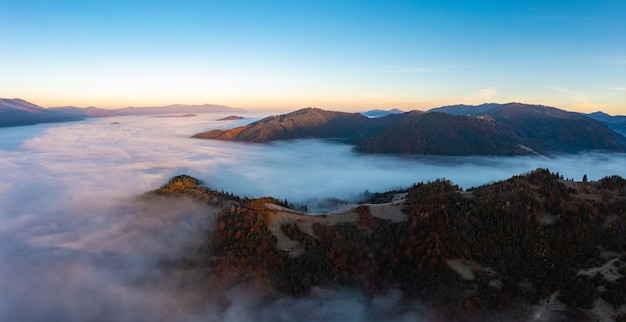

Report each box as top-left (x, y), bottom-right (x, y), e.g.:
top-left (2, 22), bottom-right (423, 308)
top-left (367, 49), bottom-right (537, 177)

top-left (362, 108), bottom-right (405, 118)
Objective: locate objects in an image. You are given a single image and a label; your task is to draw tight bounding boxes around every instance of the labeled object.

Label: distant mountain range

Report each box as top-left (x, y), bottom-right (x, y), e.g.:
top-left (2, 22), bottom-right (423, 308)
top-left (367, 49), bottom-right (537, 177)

top-left (3, 98), bottom-right (626, 155)
top-left (0, 98), bottom-right (244, 128)
top-left (0, 98), bottom-right (83, 127)
top-left (51, 103), bottom-right (243, 118)
top-left (194, 103), bottom-right (626, 155)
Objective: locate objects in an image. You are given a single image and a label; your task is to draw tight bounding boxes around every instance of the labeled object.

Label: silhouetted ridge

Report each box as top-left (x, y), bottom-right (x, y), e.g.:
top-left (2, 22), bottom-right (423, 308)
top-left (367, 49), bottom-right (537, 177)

top-left (0, 98), bottom-right (84, 127)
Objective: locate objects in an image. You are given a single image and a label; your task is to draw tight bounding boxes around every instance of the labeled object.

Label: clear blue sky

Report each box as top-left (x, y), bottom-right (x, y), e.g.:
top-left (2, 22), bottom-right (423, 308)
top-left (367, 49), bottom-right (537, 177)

top-left (1, 0), bottom-right (625, 113)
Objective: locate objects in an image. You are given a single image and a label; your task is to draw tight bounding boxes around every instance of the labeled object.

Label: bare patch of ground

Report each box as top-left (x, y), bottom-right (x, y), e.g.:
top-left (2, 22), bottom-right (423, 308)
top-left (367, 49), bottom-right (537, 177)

top-left (265, 193), bottom-right (408, 256)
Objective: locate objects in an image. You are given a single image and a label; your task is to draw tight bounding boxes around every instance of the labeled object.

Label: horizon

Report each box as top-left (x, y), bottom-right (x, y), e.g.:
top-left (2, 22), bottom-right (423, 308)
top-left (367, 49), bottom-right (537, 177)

top-left (1, 1), bottom-right (625, 114)
top-left (3, 97), bottom-right (625, 116)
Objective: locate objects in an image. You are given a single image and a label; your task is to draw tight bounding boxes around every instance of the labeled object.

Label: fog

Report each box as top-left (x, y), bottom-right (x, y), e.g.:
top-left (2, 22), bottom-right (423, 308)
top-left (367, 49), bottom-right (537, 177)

top-left (1, 113), bottom-right (625, 321)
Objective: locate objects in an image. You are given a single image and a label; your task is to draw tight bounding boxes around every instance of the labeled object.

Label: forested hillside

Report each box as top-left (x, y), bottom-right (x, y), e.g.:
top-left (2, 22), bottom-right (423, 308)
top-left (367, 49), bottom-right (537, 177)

top-left (156, 170), bottom-right (626, 321)
top-left (193, 104), bottom-right (626, 155)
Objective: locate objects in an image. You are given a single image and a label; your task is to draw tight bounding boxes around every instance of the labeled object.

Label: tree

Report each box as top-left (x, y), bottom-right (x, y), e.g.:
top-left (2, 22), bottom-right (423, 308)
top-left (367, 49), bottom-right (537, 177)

top-left (583, 174), bottom-right (588, 182)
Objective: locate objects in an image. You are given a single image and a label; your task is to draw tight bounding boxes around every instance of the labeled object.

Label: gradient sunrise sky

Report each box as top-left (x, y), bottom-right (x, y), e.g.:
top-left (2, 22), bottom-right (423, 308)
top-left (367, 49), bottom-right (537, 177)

top-left (1, 0), bottom-right (625, 113)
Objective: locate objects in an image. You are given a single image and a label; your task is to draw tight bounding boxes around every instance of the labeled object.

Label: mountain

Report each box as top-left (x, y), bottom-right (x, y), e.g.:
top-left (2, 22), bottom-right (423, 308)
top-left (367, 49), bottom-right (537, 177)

top-left (155, 170), bottom-right (626, 320)
top-left (361, 108), bottom-right (404, 118)
top-left (1, 98), bottom-right (246, 128)
top-left (193, 107), bottom-right (382, 143)
top-left (487, 103), bottom-right (626, 153)
top-left (587, 111), bottom-right (626, 136)
top-left (217, 115), bottom-right (244, 121)
top-left (52, 103), bottom-right (243, 117)
top-left (428, 103), bottom-right (501, 116)
top-left (428, 102), bottom-right (626, 153)
top-left (194, 103), bottom-right (626, 155)
top-left (0, 98), bottom-right (84, 127)
top-left (356, 112), bottom-right (527, 155)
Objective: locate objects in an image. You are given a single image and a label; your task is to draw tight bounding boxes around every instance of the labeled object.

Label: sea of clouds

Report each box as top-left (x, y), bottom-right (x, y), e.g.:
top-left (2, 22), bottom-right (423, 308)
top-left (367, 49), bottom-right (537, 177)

top-left (1, 112), bottom-right (625, 321)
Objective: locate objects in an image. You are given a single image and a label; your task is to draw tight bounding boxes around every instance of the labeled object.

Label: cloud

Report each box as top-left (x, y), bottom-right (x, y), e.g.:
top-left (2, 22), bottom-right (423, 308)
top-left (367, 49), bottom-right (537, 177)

top-left (476, 87), bottom-right (497, 99)
top-left (609, 86), bottom-right (626, 91)
top-left (543, 85), bottom-right (586, 99)
top-left (543, 85), bottom-right (599, 109)
top-left (2, 113), bottom-right (626, 321)
top-left (450, 87), bottom-right (498, 105)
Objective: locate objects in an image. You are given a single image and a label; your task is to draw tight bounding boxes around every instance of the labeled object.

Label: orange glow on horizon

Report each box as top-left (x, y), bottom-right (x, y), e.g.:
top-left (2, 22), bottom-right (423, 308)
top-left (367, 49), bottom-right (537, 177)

top-left (20, 95), bottom-right (625, 116)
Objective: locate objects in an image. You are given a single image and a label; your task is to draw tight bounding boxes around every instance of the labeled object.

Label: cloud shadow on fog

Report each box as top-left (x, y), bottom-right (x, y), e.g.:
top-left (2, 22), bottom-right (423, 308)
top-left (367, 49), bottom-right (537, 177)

top-left (1, 113), bottom-right (626, 321)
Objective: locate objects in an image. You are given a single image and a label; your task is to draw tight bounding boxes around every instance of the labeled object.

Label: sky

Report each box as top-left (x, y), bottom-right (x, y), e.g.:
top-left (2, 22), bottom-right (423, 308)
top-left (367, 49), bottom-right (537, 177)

top-left (1, 0), bottom-right (625, 113)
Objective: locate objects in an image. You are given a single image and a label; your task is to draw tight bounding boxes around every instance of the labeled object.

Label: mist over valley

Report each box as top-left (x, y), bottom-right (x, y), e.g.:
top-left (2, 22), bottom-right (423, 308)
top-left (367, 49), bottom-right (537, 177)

top-left (2, 111), bottom-right (626, 321)
top-left (4, 0), bottom-right (626, 319)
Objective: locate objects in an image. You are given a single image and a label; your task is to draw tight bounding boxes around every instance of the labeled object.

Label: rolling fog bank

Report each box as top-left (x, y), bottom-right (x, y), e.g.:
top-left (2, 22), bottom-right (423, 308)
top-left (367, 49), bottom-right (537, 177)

top-left (1, 113), bottom-right (625, 321)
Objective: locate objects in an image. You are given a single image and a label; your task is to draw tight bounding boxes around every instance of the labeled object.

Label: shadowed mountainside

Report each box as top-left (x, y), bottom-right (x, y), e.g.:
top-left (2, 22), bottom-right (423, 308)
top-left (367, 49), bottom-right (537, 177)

top-left (156, 170), bottom-right (626, 321)
top-left (431, 103), bottom-right (626, 153)
top-left (430, 104), bottom-right (626, 137)
top-left (356, 112), bottom-right (525, 155)
top-left (193, 103), bottom-right (626, 155)
top-left (0, 98), bottom-right (84, 127)
top-left (587, 111), bottom-right (626, 136)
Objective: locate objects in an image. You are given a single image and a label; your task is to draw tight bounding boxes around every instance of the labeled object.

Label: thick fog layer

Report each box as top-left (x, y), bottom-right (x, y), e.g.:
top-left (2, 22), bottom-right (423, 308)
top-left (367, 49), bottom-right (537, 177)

top-left (1, 113), bottom-right (625, 321)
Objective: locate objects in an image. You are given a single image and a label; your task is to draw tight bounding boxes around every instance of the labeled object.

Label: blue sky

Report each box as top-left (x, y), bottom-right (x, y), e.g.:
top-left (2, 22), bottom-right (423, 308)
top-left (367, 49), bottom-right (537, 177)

top-left (1, 0), bottom-right (625, 113)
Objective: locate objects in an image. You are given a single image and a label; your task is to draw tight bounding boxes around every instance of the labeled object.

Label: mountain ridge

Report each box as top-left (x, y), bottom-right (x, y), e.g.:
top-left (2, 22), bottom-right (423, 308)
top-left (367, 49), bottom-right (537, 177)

top-left (193, 103), bottom-right (626, 155)
top-left (430, 103), bottom-right (626, 153)
top-left (51, 103), bottom-right (243, 117)
top-left (155, 169), bottom-right (626, 321)
top-left (0, 98), bottom-right (244, 127)
top-left (0, 98), bottom-right (84, 127)
top-left (587, 111), bottom-right (626, 136)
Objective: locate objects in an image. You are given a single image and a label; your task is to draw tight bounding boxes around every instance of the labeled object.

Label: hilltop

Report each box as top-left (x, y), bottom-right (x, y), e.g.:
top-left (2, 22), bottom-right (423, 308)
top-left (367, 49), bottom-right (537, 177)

top-left (193, 107), bottom-right (382, 143)
top-left (193, 103), bottom-right (626, 155)
top-left (156, 170), bottom-right (626, 321)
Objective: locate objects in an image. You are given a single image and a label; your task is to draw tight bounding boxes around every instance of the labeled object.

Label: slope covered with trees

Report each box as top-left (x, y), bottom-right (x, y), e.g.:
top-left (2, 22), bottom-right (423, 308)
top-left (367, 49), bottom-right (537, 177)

top-left (193, 107), bottom-right (381, 143)
top-left (193, 103), bottom-right (626, 155)
top-left (587, 111), bottom-right (626, 137)
top-left (431, 102), bottom-right (626, 153)
top-left (355, 112), bottom-right (526, 155)
top-left (155, 170), bottom-right (626, 320)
